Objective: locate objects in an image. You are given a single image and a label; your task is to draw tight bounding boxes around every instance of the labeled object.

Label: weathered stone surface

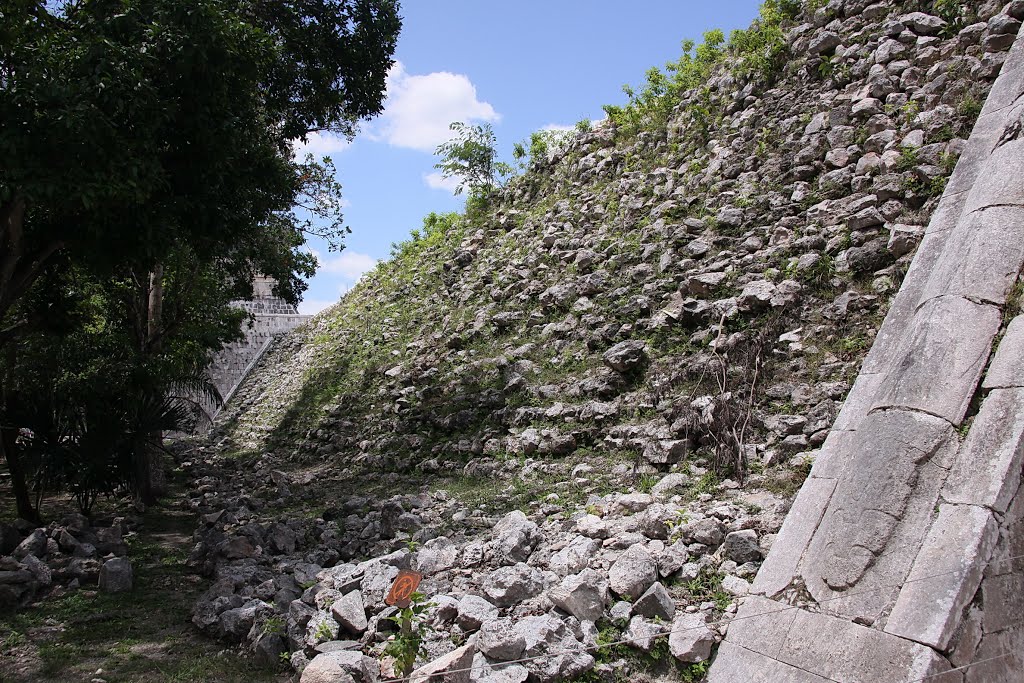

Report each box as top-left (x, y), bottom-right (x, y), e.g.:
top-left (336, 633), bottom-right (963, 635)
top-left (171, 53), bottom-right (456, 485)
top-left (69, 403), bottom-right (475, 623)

top-left (721, 596), bottom-right (957, 682)
top-left (490, 511), bottom-right (541, 564)
top-left (943, 388), bottom-right (1024, 513)
top-left (456, 594), bottom-right (498, 632)
top-left (920, 206), bottom-right (1024, 306)
top-left (631, 581), bottom-right (674, 621)
top-left (722, 529), bottom-right (762, 564)
top-left (608, 544), bottom-right (657, 599)
top-left (548, 536), bottom-right (600, 577)
top-left (98, 557), bottom-right (133, 593)
top-left (482, 563), bottom-right (544, 607)
top-left (330, 590), bottom-right (367, 635)
top-left (983, 316), bottom-right (1024, 389)
top-left (624, 615), bottom-right (663, 652)
top-left (707, 642), bottom-right (831, 682)
top-left (515, 615), bottom-right (594, 683)
top-left (300, 652), bottom-right (357, 683)
top-left (602, 340), bottom-right (648, 373)
top-left (477, 619), bottom-right (526, 662)
top-left (752, 476), bottom-right (836, 598)
top-left (964, 137), bottom-right (1024, 214)
top-left (668, 611), bottom-right (714, 663)
top-left (411, 641), bottom-right (476, 683)
top-left (872, 296), bottom-right (1001, 424)
top-left (13, 529), bottom-right (47, 559)
top-left (548, 569), bottom-right (607, 622)
top-left (469, 654), bottom-right (528, 683)
top-left (801, 409), bottom-right (953, 594)
top-left (885, 504), bottom-right (999, 650)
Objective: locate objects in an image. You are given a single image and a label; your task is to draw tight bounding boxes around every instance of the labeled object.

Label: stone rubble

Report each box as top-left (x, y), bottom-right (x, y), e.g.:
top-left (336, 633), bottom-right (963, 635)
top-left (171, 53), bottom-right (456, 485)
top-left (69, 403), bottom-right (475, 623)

top-left (175, 0), bottom-right (1023, 680)
top-left (0, 513), bottom-right (136, 607)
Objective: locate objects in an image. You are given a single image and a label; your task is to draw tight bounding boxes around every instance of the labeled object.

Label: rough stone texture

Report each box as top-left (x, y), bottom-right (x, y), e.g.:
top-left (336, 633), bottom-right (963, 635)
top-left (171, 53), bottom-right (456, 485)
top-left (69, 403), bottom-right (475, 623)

top-left (668, 611), bottom-right (714, 663)
top-left (98, 557), bottom-right (133, 593)
top-left (885, 504), bottom-right (998, 650)
top-left (942, 388), bottom-right (1024, 513)
top-left (983, 315), bottom-right (1024, 389)
top-left (515, 615), bottom-right (594, 683)
top-left (631, 581), bottom-right (674, 621)
top-left (548, 568), bottom-right (607, 622)
top-left (607, 544), bottom-right (657, 599)
top-left (477, 619), bottom-right (525, 662)
top-left (712, 24), bottom-right (1024, 683)
top-left (411, 640), bottom-right (476, 683)
top-left (722, 596), bottom-right (957, 682)
top-left (299, 652), bottom-right (357, 683)
top-left (482, 563), bottom-right (544, 607)
top-left (871, 296), bottom-right (1001, 424)
top-left (330, 590), bottom-right (367, 635)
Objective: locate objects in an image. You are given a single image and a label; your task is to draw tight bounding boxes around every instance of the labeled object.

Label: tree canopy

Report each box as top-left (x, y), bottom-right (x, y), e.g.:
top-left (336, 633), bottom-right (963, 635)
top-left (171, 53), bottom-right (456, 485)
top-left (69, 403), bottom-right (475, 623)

top-left (0, 0), bottom-right (401, 519)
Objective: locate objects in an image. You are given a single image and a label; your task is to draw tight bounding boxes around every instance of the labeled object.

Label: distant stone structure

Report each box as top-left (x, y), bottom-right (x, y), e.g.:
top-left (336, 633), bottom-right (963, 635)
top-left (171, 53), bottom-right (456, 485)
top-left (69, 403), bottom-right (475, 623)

top-left (202, 276), bottom-right (310, 425)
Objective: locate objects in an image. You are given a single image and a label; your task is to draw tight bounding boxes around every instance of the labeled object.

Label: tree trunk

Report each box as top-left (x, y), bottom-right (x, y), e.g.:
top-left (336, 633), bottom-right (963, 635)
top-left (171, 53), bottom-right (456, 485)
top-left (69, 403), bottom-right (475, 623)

top-left (0, 426), bottom-right (39, 524)
top-left (132, 265), bottom-right (165, 506)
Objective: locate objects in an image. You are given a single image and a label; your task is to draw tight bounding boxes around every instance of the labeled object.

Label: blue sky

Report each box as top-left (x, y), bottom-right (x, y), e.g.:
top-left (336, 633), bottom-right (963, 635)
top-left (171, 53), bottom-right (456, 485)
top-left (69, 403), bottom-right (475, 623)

top-left (295, 1), bottom-right (763, 314)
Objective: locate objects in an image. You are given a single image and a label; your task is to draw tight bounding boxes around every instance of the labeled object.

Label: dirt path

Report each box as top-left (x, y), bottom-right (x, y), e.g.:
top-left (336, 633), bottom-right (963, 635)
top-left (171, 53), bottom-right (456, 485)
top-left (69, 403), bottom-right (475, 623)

top-left (0, 494), bottom-right (288, 683)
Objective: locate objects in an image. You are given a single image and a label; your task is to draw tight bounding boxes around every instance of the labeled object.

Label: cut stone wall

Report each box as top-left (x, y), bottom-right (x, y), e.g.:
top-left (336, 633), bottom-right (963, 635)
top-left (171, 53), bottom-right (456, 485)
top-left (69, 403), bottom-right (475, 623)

top-left (203, 295), bottom-right (310, 423)
top-left (709, 25), bottom-right (1024, 683)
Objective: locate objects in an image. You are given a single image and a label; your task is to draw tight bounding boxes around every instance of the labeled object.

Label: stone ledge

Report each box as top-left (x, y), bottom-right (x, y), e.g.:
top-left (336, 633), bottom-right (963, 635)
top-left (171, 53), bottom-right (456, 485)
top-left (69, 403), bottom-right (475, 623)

top-left (752, 476), bottom-right (837, 598)
top-left (983, 316), bottom-right (1024, 389)
top-left (720, 596), bottom-right (959, 683)
top-left (943, 388), bottom-right (1024, 513)
top-left (872, 296), bottom-right (1001, 425)
top-left (885, 504), bottom-right (998, 650)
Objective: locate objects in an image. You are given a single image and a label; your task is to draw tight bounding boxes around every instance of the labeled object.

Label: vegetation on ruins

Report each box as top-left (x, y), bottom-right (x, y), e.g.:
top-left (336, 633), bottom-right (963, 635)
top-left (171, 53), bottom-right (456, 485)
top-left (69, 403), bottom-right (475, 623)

top-left (0, 0), bottom-right (401, 520)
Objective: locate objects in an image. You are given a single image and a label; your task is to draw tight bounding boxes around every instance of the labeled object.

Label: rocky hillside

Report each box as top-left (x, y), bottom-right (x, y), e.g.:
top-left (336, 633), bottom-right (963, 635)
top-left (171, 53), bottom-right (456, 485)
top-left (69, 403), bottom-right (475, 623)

top-left (190, 1), bottom-right (1024, 681)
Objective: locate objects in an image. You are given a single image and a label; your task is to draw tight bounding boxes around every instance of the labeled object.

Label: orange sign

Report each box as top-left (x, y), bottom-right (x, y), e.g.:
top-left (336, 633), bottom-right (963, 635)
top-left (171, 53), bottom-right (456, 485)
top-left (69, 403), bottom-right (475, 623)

top-left (385, 569), bottom-right (423, 608)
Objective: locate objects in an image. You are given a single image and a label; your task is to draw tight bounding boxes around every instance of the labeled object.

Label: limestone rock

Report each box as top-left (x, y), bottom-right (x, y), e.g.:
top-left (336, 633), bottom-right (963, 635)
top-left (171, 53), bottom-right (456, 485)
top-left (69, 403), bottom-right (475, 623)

top-left (608, 544), bottom-right (657, 599)
top-left (98, 557), bottom-right (133, 593)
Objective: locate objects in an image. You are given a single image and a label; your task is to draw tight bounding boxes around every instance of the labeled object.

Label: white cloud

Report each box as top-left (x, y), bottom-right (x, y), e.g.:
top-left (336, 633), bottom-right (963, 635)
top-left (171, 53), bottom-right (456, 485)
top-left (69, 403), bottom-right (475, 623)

top-left (298, 299), bottom-right (336, 315)
top-left (319, 250), bottom-right (379, 280)
top-left (292, 131), bottom-right (351, 159)
top-left (373, 62), bottom-right (499, 152)
top-left (423, 172), bottom-right (462, 194)
top-left (299, 250), bottom-right (378, 314)
top-left (542, 123), bottom-right (575, 132)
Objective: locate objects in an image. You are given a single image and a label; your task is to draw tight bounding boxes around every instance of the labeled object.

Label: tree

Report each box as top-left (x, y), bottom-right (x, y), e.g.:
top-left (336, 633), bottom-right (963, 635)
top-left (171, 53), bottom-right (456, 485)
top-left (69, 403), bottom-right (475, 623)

top-left (0, 0), bottom-right (400, 343)
top-left (0, 0), bottom-right (401, 519)
top-left (433, 122), bottom-right (512, 196)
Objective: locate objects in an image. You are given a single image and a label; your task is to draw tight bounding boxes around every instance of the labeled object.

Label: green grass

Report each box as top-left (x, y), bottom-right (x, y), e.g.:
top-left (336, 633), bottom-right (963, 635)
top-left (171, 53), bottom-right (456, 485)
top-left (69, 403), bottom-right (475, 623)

top-left (0, 492), bottom-right (283, 683)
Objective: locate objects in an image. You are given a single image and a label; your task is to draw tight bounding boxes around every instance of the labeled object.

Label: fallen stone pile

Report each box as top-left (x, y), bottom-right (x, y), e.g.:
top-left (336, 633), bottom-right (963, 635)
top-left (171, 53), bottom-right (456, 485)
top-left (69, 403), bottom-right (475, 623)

top-left (0, 513), bottom-right (136, 607)
top-left (192, 0), bottom-right (1023, 681)
top-left (184, 452), bottom-right (788, 681)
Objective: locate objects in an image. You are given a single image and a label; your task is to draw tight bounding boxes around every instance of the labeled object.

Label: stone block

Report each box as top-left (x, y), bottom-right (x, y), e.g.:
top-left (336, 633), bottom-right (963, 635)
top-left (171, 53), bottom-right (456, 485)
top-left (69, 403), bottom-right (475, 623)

top-left (977, 30), bottom-right (1024, 117)
top-left (799, 410), bottom-right (955, 616)
top-left (981, 572), bottom-right (1024, 634)
top-left (872, 297), bottom-right (1001, 425)
top-left (723, 596), bottom-right (797, 655)
top-left (411, 640), bottom-right (476, 683)
top-left (828, 373), bottom-right (883, 434)
top-left (943, 388), bottom-right (1024, 513)
top-left (751, 477), bottom-right (836, 598)
top-left (885, 504), bottom-right (998, 649)
top-left (715, 596), bottom-right (959, 682)
top-left (860, 219), bottom-right (955, 378)
top-left (707, 642), bottom-right (830, 683)
top-left (964, 137), bottom-right (1024, 214)
top-left (965, 626), bottom-right (1024, 683)
top-left (983, 317), bottom-right (1024, 389)
top-left (920, 207), bottom-right (1024, 306)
